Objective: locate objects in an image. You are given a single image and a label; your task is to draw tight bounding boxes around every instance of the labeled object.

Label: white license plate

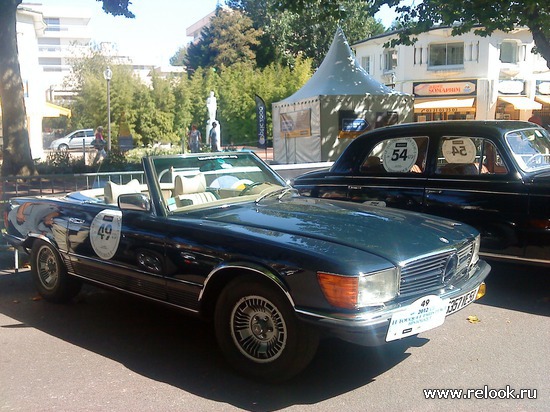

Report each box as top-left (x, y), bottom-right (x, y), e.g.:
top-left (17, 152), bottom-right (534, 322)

top-left (386, 286), bottom-right (480, 342)
top-left (386, 295), bottom-right (447, 341)
top-left (445, 285), bottom-right (480, 316)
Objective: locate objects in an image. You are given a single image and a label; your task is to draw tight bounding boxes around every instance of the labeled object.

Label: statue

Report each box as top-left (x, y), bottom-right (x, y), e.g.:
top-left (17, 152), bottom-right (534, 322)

top-left (206, 91), bottom-right (221, 150)
top-left (207, 91), bottom-right (217, 121)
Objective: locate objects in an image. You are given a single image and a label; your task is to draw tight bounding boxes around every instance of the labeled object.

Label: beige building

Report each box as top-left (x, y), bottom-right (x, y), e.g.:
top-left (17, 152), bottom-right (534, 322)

top-left (353, 26), bottom-right (550, 126)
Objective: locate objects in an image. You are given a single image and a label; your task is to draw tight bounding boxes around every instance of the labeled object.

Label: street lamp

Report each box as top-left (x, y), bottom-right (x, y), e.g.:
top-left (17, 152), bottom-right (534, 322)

top-left (103, 66), bottom-right (113, 152)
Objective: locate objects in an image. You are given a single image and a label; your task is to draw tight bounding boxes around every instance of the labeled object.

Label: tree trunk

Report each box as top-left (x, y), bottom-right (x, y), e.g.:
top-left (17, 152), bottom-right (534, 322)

top-left (531, 27), bottom-right (550, 70)
top-left (0, 0), bottom-right (36, 176)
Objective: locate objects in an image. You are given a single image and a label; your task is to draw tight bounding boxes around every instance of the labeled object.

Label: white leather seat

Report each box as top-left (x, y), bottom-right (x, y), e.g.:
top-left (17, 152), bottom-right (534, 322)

top-left (174, 174), bottom-right (217, 206)
top-left (104, 179), bottom-right (141, 204)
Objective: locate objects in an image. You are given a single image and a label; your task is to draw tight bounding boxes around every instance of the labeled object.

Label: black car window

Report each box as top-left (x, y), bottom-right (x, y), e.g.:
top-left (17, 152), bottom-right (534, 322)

top-left (360, 136), bottom-right (429, 174)
top-left (505, 129), bottom-right (550, 172)
top-left (436, 137), bottom-right (508, 176)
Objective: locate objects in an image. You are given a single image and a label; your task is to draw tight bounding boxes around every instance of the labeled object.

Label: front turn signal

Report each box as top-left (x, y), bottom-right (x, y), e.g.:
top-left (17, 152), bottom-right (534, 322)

top-left (476, 282), bottom-right (486, 300)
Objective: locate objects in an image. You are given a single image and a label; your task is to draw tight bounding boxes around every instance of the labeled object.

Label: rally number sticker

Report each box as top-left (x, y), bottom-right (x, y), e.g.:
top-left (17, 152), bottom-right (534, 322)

top-left (386, 295), bottom-right (447, 341)
top-left (441, 138), bottom-right (477, 164)
top-left (382, 138), bottom-right (418, 173)
top-left (90, 209), bottom-right (122, 260)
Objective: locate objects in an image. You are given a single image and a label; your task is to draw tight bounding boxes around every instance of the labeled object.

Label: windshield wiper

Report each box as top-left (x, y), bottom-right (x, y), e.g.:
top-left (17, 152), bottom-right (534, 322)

top-left (255, 186), bottom-right (295, 204)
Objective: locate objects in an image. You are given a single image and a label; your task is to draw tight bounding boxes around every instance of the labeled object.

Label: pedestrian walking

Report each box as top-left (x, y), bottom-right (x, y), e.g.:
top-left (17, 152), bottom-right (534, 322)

top-left (93, 126), bottom-right (106, 164)
top-left (188, 124), bottom-right (202, 153)
top-left (209, 122), bottom-right (219, 152)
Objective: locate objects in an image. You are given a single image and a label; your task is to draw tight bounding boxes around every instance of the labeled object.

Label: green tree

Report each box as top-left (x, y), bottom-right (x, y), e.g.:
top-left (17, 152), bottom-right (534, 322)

top-left (170, 45), bottom-right (188, 66)
top-left (227, 0), bottom-right (384, 67)
top-left (172, 74), bottom-right (193, 147)
top-left (0, 0), bottom-right (134, 176)
top-left (276, 0), bottom-right (550, 69)
top-left (185, 7), bottom-right (262, 72)
top-left (68, 51), bottom-right (139, 145)
top-left (212, 57), bottom-right (313, 146)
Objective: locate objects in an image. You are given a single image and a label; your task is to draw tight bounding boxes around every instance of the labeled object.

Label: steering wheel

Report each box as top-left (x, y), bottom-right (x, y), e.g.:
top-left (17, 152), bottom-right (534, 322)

top-left (525, 153), bottom-right (544, 167)
top-left (239, 182), bottom-right (263, 196)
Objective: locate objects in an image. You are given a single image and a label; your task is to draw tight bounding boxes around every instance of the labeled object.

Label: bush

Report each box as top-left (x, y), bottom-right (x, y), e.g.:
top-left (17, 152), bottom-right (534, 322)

top-left (36, 146), bottom-right (183, 175)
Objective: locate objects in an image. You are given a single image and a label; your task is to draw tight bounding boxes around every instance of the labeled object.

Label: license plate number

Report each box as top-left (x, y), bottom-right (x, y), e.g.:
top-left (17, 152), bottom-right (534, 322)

top-left (446, 286), bottom-right (479, 316)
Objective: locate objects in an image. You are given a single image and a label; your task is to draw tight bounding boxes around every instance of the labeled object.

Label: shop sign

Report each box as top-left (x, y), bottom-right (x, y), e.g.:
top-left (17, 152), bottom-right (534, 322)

top-left (537, 81), bottom-right (550, 95)
top-left (414, 81), bottom-right (476, 97)
top-left (498, 80), bottom-right (524, 95)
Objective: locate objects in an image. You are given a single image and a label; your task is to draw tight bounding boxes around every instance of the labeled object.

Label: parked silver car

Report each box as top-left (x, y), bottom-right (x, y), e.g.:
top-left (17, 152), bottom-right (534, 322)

top-left (49, 129), bottom-right (94, 150)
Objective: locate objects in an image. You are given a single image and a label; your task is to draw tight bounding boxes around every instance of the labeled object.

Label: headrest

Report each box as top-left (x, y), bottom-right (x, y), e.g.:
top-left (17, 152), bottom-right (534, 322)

top-left (104, 179), bottom-right (141, 204)
top-left (174, 173), bottom-right (207, 195)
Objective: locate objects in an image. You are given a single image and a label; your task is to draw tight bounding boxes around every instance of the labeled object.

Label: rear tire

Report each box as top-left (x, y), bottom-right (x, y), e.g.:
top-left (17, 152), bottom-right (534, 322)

top-left (215, 275), bottom-right (319, 382)
top-left (31, 240), bottom-right (81, 303)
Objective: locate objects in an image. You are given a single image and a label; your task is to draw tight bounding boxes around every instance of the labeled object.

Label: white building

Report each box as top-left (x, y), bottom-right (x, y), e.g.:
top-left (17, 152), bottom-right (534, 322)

top-left (186, 10), bottom-right (216, 44)
top-left (353, 26), bottom-right (550, 125)
top-left (22, 3), bottom-right (92, 101)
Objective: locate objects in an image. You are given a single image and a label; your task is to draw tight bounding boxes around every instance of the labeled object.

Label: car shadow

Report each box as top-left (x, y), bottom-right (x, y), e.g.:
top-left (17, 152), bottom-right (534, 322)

top-left (475, 260), bottom-right (550, 317)
top-left (0, 269), bottom-right (424, 411)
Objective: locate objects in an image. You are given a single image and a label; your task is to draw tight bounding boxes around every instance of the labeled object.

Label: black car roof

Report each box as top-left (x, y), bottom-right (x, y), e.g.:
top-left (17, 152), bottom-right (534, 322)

top-left (364, 120), bottom-right (535, 136)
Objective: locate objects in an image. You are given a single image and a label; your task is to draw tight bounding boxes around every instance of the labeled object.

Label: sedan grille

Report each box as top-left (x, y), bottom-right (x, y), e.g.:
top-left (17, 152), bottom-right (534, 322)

top-left (399, 242), bottom-right (474, 297)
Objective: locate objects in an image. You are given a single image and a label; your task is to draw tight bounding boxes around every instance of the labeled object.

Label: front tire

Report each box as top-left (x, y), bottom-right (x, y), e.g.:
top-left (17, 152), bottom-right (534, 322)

top-left (215, 276), bottom-right (319, 382)
top-left (31, 240), bottom-right (81, 303)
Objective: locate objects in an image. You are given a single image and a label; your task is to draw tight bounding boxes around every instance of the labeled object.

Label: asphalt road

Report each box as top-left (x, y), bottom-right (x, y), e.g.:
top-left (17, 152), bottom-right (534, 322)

top-left (0, 249), bottom-right (548, 411)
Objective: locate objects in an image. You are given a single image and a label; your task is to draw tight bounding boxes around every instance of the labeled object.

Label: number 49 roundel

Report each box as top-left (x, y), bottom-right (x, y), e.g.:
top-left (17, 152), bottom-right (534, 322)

top-left (90, 209), bottom-right (123, 260)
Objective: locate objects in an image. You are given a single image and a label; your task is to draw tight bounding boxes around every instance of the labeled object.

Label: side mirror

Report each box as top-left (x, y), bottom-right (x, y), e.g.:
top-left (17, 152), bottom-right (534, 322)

top-left (118, 193), bottom-right (151, 212)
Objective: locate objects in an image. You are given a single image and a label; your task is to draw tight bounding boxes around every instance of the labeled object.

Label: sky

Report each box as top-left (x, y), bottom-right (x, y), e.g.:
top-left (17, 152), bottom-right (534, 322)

top-left (38, 0), bottom-right (397, 67)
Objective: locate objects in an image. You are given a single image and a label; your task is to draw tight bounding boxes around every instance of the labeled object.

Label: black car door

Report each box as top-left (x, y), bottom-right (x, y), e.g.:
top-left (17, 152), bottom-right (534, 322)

top-left (66, 205), bottom-right (168, 301)
top-left (423, 135), bottom-right (528, 258)
top-left (346, 135), bottom-right (430, 212)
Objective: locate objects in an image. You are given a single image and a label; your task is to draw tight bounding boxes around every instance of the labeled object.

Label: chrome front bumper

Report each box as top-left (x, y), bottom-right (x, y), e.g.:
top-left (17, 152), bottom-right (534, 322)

top-left (296, 259), bottom-right (491, 346)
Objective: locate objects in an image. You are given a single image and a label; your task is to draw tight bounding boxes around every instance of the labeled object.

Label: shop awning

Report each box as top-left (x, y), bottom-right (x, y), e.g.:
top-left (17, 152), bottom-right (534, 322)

top-left (414, 98), bottom-right (475, 109)
top-left (498, 96), bottom-right (542, 110)
top-left (535, 95), bottom-right (550, 105)
top-left (43, 102), bottom-right (71, 117)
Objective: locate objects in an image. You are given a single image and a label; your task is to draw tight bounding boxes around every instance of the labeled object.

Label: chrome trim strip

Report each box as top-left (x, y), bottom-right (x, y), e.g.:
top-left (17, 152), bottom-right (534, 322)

top-left (425, 187), bottom-right (527, 196)
top-left (68, 273), bottom-right (200, 314)
top-left (199, 263), bottom-right (296, 307)
top-left (480, 252), bottom-right (550, 265)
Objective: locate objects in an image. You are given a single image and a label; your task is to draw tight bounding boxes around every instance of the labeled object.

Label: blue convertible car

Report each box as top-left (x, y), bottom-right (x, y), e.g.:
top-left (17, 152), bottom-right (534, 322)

top-left (3, 152), bottom-right (489, 381)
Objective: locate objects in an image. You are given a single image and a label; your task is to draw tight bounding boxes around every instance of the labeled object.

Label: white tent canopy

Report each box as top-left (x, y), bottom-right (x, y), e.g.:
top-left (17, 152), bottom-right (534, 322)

top-left (273, 27), bottom-right (413, 163)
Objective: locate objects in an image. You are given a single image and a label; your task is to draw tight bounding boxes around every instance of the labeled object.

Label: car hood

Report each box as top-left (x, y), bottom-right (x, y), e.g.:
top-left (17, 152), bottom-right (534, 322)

top-left (186, 195), bottom-right (476, 264)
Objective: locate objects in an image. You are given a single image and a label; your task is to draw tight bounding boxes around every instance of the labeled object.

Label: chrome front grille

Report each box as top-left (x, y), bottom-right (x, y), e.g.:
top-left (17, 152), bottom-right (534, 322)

top-left (399, 242), bottom-right (474, 297)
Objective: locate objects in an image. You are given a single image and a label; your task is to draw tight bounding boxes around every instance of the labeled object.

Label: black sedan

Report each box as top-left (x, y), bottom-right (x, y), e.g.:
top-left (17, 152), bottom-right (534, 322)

top-left (3, 152), bottom-right (489, 381)
top-left (293, 120), bottom-right (550, 267)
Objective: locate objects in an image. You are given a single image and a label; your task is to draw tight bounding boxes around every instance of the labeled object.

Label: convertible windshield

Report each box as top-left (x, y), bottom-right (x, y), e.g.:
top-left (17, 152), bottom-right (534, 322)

top-left (150, 152), bottom-right (288, 213)
top-left (505, 128), bottom-right (550, 172)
